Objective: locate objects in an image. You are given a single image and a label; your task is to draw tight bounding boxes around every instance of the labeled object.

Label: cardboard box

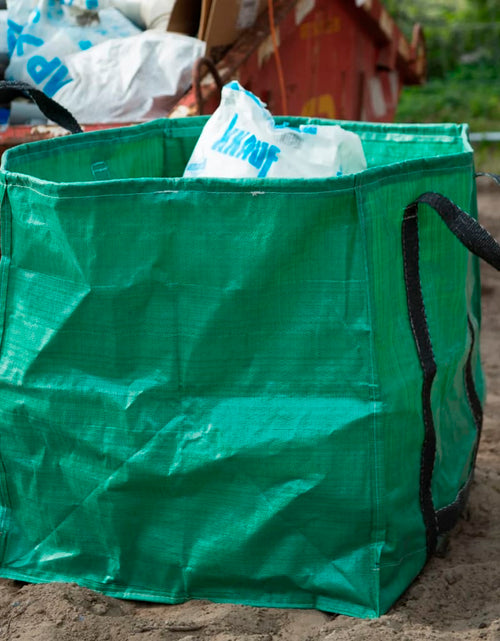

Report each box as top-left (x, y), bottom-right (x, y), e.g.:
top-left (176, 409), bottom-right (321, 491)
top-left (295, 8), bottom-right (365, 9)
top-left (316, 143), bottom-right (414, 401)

top-left (167, 0), bottom-right (267, 50)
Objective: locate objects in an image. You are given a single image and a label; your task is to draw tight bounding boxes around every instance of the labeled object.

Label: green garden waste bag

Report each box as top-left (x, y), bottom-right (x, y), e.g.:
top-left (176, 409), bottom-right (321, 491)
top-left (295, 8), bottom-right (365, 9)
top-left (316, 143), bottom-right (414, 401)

top-left (0, 82), bottom-right (499, 618)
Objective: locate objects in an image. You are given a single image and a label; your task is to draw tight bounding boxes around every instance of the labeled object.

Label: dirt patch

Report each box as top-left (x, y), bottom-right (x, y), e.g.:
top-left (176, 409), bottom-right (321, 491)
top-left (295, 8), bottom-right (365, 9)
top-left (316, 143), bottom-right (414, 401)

top-left (1, 184), bottom-right (499, 641)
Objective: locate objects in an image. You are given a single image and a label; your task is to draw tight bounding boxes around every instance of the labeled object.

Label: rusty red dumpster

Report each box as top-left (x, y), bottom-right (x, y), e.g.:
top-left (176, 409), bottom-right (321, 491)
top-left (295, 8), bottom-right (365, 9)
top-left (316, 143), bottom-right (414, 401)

top-left (0, 0), bottom-right (425, 154)
top-left (173, 0), bottom-right (425, 120)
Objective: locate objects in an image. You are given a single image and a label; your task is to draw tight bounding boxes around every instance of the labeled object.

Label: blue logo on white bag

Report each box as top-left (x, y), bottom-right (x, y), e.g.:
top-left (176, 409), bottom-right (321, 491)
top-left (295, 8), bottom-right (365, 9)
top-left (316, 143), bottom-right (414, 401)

top-left (7, 13), bottom-right (74, 98)
top-left (211, 114), bottom-right (281, 178)
top-left (26, 55), bottom-right (73, 97)
top-left (7, 20), bottom-right (25, 56)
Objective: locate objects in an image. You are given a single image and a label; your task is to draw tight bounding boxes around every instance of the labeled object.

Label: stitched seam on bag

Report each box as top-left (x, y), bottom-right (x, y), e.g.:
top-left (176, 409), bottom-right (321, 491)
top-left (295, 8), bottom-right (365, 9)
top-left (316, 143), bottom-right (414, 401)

top-left (3, 119), bottom-right (464, 160)
top-left (3, 162), bottom-right (472, 195)
top-left (358, 162), bottom-right (473, 191)
top-left (3, 124), bottom-right (170, 163)
top-left (4, 184), bottom-right (360, 198)
top-left (0, 567), bottom-right (373, 616)
top-left (0, 179), bottom-right (13, 562)
top-left (0, 260), bottom-right (9, 352)
top-left (435, 480), bottom-right (469, 519)
top-left (5, 129), bottom-right (467, 166)
top-left (430, 316), bottom-right (482, 532)
top-left (354, 182), bottom-right (386, 607)
top-left (0, 189), bottom-right (12, 354)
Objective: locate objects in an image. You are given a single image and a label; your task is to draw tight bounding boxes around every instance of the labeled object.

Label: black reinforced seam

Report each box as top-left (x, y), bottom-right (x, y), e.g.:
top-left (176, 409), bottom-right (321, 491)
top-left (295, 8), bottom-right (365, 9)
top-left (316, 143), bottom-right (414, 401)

top-left (464, 317), bottom-right (483, 434)
top-left (435, 316), bottom-right (482, 535)
top-left (402, 203), bottom-right (438, 556)
top-left (435, 481), bottom-right (471, 534)
top-left (403, 191), bottom-right (500, 556)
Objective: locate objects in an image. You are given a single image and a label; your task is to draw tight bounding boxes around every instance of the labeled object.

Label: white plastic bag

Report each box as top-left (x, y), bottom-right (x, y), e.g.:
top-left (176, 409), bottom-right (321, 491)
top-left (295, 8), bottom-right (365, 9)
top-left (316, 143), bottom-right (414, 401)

top-left (184, 81), bottom-right (367, 179)
top-left (47, 0), bottom-right (176, 30)
top-left (6, 0), bottom-right (205, 122)
top-left (6, 0), bottom-right (140, 97)
top-left (55, 30), bottom-right (205, 122)
top-left (0, 10), bottom-right (8, 55)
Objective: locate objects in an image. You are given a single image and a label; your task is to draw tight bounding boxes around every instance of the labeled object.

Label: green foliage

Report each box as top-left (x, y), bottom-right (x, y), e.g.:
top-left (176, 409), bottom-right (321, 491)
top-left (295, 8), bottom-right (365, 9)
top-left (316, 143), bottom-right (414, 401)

top-left (386, 0), bottom-right (500, 78)
top-left (396, 65), bottom-right (500, 129)
top-left (457, 0), bottom-right (500, 21)
top-left (391, 0), bottom-right (500, 143)
top-left (472, 142), bottom-right (500, 174)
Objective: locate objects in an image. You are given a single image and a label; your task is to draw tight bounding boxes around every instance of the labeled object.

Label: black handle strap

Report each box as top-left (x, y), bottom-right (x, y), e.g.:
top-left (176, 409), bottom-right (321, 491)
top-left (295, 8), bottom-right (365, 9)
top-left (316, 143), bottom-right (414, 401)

top-left (475, 171), bottom-right (500, 187)
top-left (402, 191), bottom-right (500, 557)
top-left (0, 80), bottom-right (82, 134)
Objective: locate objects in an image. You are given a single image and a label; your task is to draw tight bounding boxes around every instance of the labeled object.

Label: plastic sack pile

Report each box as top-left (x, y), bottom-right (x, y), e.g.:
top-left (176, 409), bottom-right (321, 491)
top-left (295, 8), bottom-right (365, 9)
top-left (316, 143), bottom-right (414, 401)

top-left (0, 109), bottom-right (499, 617)
top-left (4, 0), bottom-right (205, 122)
top-left (184, 81), bottom-right (367, 178)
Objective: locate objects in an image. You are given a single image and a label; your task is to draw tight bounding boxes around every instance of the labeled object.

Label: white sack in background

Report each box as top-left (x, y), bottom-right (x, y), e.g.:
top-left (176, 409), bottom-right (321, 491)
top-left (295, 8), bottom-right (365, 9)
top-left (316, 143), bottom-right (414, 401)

top-left (0, 11), bottom-right (8, 54)
top-left (55, 30), bottom-right (205, 122)
top-left (184, 81), bottom-right (367, 179)
top-left (6, 0), bottom-right (140, 97)
top-left (43, 0), bottom-right (176, 30)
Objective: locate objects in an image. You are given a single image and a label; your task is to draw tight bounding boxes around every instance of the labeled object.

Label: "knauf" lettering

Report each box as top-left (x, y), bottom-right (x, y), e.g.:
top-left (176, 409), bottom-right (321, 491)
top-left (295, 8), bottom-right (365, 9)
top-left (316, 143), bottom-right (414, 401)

top-left (211, 114), bottom-right (281, 178)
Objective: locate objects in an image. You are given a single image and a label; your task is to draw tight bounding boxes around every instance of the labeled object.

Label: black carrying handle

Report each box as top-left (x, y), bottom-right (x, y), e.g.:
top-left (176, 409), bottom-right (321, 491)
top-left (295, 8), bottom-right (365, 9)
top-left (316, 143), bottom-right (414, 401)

top-left (0, 80), bottom-right (82, 134)
top-left (402, 187), bottom-right (500, 558)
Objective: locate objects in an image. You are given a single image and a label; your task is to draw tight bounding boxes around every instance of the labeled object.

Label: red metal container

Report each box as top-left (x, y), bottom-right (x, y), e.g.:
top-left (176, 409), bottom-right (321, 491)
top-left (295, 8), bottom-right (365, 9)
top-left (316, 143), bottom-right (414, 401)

top-left (0, 0), bottom-right (425, 153)
top-left (173, 0), bottom-right (425, 120)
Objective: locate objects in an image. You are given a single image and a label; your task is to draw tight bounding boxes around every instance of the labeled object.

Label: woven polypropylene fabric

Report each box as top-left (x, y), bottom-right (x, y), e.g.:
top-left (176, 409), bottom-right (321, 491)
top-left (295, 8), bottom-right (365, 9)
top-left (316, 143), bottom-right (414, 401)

top-left (0, 118), bottom-right (482, 617)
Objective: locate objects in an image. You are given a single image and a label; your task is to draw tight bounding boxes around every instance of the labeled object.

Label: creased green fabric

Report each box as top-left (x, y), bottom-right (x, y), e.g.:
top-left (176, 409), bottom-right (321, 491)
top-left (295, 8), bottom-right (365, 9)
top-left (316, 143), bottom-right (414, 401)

top-left (0, 118), bottom-right (481, 617)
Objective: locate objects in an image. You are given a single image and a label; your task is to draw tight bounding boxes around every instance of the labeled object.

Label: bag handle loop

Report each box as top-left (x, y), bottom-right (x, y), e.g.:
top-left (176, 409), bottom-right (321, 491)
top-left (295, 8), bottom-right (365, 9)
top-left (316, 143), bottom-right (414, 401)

top-left (0, 80), bottom-right (82, 134)
top-left (402, 187), bottom-right (500, 557)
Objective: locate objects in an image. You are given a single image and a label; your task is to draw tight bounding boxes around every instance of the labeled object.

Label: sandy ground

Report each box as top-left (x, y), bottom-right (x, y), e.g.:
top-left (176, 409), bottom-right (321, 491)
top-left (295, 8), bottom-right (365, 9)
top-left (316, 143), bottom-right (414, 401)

top-left (0, 184), bottom-right (499, 641)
